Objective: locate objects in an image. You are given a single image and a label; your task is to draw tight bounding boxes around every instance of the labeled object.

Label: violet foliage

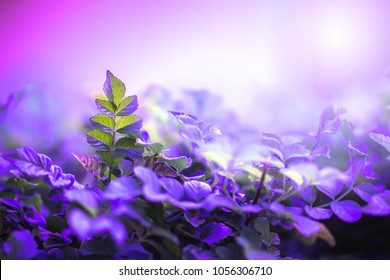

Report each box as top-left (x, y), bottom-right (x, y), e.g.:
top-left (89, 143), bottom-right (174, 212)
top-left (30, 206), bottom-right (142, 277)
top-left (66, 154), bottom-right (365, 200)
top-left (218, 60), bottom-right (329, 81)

top-left (1, 71), bottom-right (390, 260)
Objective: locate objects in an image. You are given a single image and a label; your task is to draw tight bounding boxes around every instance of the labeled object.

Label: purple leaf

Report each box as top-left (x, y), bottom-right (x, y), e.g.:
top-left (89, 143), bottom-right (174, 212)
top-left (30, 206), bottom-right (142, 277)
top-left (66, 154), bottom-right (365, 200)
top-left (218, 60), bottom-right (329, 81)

top-left (316, 180), bottom-right (344, 200)
top-left (118, 159), bottom-right (134, 176)
top-left (86, 130), bottom-right (113, 151)
top-left (50, 165), bottom-right (63, 180)
top-left (344, 157), bottom-right (365, 186)
top-left (91, 215), bottom-right (127, 244)
top-left (104, 177), bottom-right (141, 201)
top-left (116, 95), bottom-right (138, 116)
top-left (183, 180), bottom-right (212, 202)
top-left (284, 144), bottom-right (310, 162)
top-left (72, 153), bottom-right (101, 177)
top-left (200, 123), bottom-right (222, 142)
top-left (201, 194), bottom-right (237, 211)
top-left (369, 132), bottom-right (390, 154)
top-left (293, 214), bottom-right (321, 237)
top-left (316, 105), bottom-right (346, 136)
top-left (353, 183), bottom-right (382, 203)
top-left (135, 167), bottom-right (233, 211)
top-left (0, 198), bottom-right (23, 209)
top-left (168, 111), bottom-right (200, 126)
top-left (3, 147), bottom-right (51, 177)
top-left (169, 111), bottom-right (221, 143)
top-left (68, 208), bottom-right (127, 244)
top-left (362, 192), bottom-right (390, 216)
top-left (184, 213), bottom-right (205, 227)
top-left (66, 189), bottom-right (100, 211)
top-left (269, 202), bottom-right (321, 237)
top-left (300, 185), bottom-right (318, 204)
top-left (199, 222), bottom-right (234, 245)
top-left (95, 99), bottom-right (115, 116)
top-left (48, 173), bottom-right (76, 189)
top-left (115, 147), bottom-right (144, 159)
top-left (134, 166), bottom-right (169, 203)
top-left (112, 202), bottom-right (151, 227)
top-left (281, 135), bottom-right (302, 146)
top-left (304, 205), bottom-right (332, 220)
top-left (240, 204), bottom-right (263, 213)
top-left (3, 147), bottom-right (81, 189)
top-left (360, 163), bottom-right (378, 180)
top-left (309, 144), bottom-right (331, 160)
top-left (103, 70), bottom-right (125, 105)
top-left (179, 126), bottom-right (203, 142)
top-left (4, 230), bottom-right (38, 259)
top-left (261, 133), bottom-right (284, 160)
top-left (331, 200), bottom-right (362, 222)
top-left (316, 168), bottom-right (347, 199)
top-left (68, 208), bottom-right (91, 239)
top-left (160, 178), bottom-right (184, 200)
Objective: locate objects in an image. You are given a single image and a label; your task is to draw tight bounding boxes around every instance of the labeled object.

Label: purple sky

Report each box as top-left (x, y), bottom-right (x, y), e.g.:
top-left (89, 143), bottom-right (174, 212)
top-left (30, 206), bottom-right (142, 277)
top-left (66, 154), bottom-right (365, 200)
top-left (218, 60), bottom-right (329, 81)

top-left (1, 0), bottom-right (390, 132)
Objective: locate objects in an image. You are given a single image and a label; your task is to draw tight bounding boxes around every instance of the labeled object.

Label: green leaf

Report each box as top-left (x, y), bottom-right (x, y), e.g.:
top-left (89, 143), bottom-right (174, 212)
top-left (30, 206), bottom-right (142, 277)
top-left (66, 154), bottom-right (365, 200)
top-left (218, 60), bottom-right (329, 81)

top-left (115, 137), bottom-right (137, 149)
top-left (116, 115), bottom-right (142, 134)
top-left (0, 190), bottom-right (16, 199)
top-left (142, 239), bottom-right (173, 259)
top-left (115, 137), bottom-right (144, 158)
top-left (254, 217), bottom-right (270, 236)
top-left (236, 226), bottom-right (275, 259)
top-left (147, 143), bottom-right (164, 154)
top-left (281, 169), bottom-right (304, 186)
top-left (160, 155), bottom-right (189, 172)
top-left (116, 95), bottom-right (138, 116)
top-left (86, 130), bottom-right (114, 150)
top-left (236, 226), bottom-right (262, 254)
top-left (145, 202), bottom-right (164, 222)
top-left (242, 165), bottom-right (263, 179)
top-left (136, 139), bottom-right (164, 154)
top-left (103, 70), bottom-right (126, 106)
top-left (90, 114), bottom-right (115, 132)
top-left (96, 151), bottom-right (116, 167)
top-left (369, 133), bottom-right (390, 154)
top-left (146, 227), bottom-right (179, 244)
top-left (202, 150), bottom-right (229, 170)
top-left (21, 193), bottom-right (43, 212)
top-left (5, 176), bottom-right (48, 191)
top-left (95, 99), bottom-right (116, 115)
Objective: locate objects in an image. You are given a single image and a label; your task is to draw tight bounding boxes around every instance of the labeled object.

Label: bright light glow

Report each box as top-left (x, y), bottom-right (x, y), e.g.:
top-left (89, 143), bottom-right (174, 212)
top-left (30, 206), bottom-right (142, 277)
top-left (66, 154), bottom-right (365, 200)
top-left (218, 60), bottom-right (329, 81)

top-left (313, 7), bottom-right (367, 65)
top-left (317, 17), bottom-right (358, 56)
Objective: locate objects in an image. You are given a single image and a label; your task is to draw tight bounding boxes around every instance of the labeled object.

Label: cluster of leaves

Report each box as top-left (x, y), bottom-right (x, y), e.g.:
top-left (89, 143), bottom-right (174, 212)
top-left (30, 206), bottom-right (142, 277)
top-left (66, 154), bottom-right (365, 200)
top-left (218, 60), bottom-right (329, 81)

top-left (1, 71), bottom-right (390, 260)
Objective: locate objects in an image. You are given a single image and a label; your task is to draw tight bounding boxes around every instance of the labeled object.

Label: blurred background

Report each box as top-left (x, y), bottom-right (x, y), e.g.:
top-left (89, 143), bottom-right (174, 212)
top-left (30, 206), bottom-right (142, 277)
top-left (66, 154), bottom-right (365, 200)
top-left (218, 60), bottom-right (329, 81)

top-left (2, 0), bottom-right (390, 134)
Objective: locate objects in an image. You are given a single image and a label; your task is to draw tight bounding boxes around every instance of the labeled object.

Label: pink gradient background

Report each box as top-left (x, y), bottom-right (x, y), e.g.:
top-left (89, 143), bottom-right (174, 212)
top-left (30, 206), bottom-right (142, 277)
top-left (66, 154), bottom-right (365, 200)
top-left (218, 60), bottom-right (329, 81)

top-left (1, 0), bottom-right (390, 132)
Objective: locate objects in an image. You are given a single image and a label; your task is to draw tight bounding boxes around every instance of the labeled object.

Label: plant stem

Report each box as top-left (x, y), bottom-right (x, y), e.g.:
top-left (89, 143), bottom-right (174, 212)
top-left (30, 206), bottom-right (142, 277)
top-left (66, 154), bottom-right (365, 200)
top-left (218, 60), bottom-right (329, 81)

top-left (311, 133), bottom-right (322, 152)
top-left (107, 115), bottom-right (117, 184)
top-left (243, 164), bottom-right (268, 225)
top-left (316, 186), bottom-right (356, 208)
top-left (222, 173), bottom-right (230, 198)
top-left (95, 176), bottom-right (106, 190)
top-left (252, 164), bottom-right (268, 205)
top-left (107, 168), bottom-right (112, 184)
